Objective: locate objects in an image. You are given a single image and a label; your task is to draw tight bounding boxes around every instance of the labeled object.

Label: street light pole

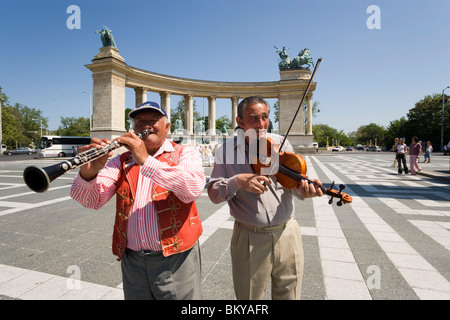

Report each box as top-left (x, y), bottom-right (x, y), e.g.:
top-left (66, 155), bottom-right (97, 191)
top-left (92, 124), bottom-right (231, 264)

top-left (442, 86), bottom-right (450, 151)
top-left (83, 90), bottom-right (92, 131)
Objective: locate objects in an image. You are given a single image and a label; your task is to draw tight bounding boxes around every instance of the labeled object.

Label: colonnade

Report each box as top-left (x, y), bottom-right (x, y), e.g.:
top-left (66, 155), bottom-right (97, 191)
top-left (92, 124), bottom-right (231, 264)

top-left (86, 46), bottom-right (317, 148)
top-left (134, 87), bottom-right (241, 135)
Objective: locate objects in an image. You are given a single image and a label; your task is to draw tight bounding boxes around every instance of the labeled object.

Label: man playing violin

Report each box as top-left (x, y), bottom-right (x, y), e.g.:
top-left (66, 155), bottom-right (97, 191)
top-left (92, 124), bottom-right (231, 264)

top-left (70, 101), bottom-right (205, 300)
top-left (208, 96), bottom-right (323, 300)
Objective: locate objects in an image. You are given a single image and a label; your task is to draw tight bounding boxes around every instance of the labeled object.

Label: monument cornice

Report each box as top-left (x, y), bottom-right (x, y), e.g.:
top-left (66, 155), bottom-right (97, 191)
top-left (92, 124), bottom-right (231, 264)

top-left (86, 58), bottom-right (315, 99)
top-left (126, 65), bottom-right (316, 98)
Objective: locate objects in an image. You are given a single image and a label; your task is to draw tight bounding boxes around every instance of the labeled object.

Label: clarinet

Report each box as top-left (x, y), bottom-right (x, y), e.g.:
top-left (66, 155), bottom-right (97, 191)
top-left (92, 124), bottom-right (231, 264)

top-left (23, 130), bottom-right (150, 193)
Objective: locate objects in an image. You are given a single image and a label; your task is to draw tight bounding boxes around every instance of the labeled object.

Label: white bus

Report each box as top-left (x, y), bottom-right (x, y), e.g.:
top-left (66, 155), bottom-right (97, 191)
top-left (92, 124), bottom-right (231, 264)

top-left (36, 135), bottom-right (91, 157)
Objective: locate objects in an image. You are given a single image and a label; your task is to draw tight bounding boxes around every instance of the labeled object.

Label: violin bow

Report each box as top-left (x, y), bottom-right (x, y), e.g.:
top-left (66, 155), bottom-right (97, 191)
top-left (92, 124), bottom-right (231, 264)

top-left (265, 57), bottom-right (322, 178)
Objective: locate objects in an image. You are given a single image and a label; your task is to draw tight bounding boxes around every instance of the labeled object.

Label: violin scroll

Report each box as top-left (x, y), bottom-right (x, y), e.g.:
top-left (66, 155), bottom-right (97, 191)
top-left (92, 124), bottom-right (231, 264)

top-left (324, 181), bottom-right (352, 206)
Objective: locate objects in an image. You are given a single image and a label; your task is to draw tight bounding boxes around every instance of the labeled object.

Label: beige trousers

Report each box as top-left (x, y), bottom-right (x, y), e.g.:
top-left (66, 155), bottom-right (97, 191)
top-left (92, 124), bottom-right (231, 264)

top-left (230, 218), bottom-right (304, 300)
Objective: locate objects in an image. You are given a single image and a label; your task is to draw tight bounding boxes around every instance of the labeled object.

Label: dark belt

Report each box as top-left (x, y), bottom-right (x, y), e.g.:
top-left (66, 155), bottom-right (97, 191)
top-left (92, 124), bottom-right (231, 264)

top-left (236, 218), bottom-right (293, 233)
top-left (125, 248), bottom-right (162, 257)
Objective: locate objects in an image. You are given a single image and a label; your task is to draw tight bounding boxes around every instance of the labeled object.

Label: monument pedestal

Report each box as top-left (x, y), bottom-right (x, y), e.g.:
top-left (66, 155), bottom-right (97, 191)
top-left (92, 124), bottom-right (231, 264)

top-left (93, 46), bottom-right (124, 61)
top-left (293, 146), bottom-right (316, 154)
top-left (287, 134), bottom-right (316, 154)
top-left (87, 46), bottom-right (127, 141)
top-left (278, 68), bottom-right (316, 153)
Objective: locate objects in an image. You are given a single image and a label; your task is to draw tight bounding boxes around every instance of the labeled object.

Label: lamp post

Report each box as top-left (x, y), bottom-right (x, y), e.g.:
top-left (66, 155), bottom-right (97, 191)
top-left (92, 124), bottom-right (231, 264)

top-left (83, 90), bottom-right (92, 131)
top-left (442, 86), bottom-right (450, 151)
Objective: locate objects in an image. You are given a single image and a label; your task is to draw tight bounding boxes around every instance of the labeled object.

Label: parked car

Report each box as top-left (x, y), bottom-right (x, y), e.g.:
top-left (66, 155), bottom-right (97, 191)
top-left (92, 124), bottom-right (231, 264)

top-left (345, 146), bottom-right (353, 151)
top-left (3, 147), bottom-right (36, 156)
top-left (367, 146), bottom-right (381, 152)
top-left (354, 144), bottom-right (365, 151)
top-left (332, 146), bottom-right (345, 152)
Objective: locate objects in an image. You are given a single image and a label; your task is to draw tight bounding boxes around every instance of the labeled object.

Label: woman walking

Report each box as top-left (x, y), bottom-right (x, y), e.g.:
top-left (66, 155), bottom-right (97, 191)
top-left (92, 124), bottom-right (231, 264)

top-left (396, 138), bottom-right (408, 174)
top-left (409, 136), bottom-right (422, 175)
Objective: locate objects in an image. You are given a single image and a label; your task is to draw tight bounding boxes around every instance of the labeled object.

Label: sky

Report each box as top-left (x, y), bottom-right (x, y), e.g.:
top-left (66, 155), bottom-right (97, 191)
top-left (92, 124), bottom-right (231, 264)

top-left (1, 0), bottom-right (449, 134)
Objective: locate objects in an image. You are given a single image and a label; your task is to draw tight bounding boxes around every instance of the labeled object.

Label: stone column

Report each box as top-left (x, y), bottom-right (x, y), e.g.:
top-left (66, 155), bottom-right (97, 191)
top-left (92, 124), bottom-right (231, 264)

top-left (91, 72), bottom-right (126, 140)
top-left (184, 94), bottom-right (194, 134)
top-left (86, 46), bottom-right (127, 141)
top-left (299, 100), bottom-right (305, 135)
top-left (278, 93), bottom-right (304, 135)
top-left (278, 68), bottom-right (315, 149)
top-left (231, 96), bottom-right (239, 130)
top-left (134, 87), bottom-right (147, 106)
top-left (208, 96), bottom-right (216, 135)
top-left (160, 91), bottom-right (171, 121)
top-left (306, 96), bottom-right (313, 135)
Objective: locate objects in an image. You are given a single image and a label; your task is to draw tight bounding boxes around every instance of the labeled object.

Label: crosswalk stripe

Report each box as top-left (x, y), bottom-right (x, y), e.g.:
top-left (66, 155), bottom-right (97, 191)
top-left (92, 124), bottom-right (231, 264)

top-left (0, 264), bottom-right (123, 300)
top-left (306, 156), bottom-right (372, 299)
top-left (311, 155), bottom-right (450, 299)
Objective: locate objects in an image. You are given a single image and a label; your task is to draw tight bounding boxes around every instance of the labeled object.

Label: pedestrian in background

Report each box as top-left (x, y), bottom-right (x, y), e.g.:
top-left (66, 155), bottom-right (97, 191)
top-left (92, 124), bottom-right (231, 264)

top-left (409, 136), bottom-right (422, 175)
top-left (423, 141), bottom-right (432, 163)
top-left (391, 138), bottom-right (399, 167)
top-left (396, 138), bottom-right (408, 174)
top-left (445, 140), bottom-right (450, 155)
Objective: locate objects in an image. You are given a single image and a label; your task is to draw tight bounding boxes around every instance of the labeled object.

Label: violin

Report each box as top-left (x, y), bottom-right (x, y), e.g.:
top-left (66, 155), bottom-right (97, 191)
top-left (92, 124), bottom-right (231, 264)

top-left (251, 136), bottom-right (353, 206)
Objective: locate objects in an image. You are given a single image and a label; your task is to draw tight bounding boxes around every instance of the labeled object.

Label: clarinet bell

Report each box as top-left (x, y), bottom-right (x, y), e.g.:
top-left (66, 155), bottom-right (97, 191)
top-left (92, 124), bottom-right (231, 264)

top-left (23, 162), bottom-right (68, 193)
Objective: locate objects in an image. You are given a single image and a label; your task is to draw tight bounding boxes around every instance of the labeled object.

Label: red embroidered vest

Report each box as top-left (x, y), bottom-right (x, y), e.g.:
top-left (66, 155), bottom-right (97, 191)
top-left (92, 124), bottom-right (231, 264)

top-left (112, 143), bottom-right (203, 261)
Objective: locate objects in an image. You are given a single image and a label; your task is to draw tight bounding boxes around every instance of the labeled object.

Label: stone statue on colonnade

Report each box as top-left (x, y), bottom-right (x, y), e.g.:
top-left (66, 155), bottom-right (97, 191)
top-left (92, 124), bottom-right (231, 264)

top-left (95, 26), bottom-right (117, 49)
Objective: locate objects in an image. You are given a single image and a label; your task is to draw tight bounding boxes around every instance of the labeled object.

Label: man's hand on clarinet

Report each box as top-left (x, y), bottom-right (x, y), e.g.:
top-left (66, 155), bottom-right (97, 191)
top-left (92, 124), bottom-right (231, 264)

top-left (79, 138), bottom-right (113, 181)
top-left (115, 132), bottom-right (149, 166)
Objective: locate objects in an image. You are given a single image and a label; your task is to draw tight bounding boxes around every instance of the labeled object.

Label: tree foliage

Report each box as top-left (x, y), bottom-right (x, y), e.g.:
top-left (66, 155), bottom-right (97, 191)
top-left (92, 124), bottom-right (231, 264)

top-left (355, 123), bottom-right (385, 146)
top-left (55, 116), bottom-right (90, 136)
top-left (1, 87), bottom-right (48, 148)
top-left (313, 124), bottom-right (353, 147)
top-left (405, 93), bottom-right (449, 147)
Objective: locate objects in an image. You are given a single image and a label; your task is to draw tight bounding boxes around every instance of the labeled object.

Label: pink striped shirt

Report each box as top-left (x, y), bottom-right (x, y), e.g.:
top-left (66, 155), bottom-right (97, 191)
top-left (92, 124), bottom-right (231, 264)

top-left (70, 140), bottom-right (205, 252)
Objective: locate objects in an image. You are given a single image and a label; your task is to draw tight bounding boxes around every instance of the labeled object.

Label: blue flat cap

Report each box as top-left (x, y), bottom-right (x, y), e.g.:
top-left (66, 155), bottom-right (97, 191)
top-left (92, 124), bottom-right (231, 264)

top-left (128, 101), bottom-right (167, 118)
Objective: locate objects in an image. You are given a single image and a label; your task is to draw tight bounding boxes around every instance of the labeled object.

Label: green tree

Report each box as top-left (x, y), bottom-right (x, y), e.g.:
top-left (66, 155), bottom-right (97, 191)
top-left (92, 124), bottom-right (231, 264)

top-left (1, 93), bottom-right (48, 148)
top-left (405, 93), bottom-right (449, 148)
top-left (312, 124), bottom-right (352, 147)
top-left (273, 100), bottom-right (279, 124)
top-left (215, 115), bottom-right (231, 132)
top-left (1, 106), bottom-right (24, 148)
top-left (355, 123), bottom-right (386, 146)
top-left (0, 86), bottom-right (9, 107)
top-left (384, 117), bottom-right (408, 150)
top-left (55, 116), bottom-right (90, 136)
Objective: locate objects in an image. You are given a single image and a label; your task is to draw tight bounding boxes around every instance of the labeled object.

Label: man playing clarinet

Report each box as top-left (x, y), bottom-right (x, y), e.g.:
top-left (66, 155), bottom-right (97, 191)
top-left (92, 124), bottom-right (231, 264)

top-left (70, 101), bottom-right (205, 300)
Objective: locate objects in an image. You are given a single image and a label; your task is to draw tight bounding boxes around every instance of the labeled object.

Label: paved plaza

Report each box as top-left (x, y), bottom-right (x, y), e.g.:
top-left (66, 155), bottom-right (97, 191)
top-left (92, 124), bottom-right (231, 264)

top-left (0, 152), bottom-right (449, 301)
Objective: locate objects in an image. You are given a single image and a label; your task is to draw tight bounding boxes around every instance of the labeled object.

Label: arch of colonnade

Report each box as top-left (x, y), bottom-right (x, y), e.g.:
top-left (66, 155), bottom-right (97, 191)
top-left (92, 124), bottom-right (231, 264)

top-left (85, 46), bottom-right (317, 149)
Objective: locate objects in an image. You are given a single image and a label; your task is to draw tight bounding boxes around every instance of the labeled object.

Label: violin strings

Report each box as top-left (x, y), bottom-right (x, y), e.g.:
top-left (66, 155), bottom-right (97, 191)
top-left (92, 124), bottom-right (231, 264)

top-left (278, 164), bottom-right (315, 186)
